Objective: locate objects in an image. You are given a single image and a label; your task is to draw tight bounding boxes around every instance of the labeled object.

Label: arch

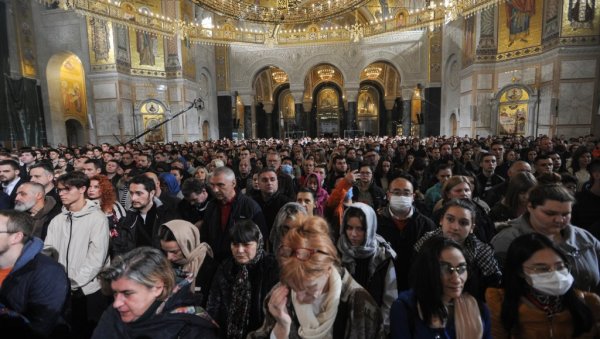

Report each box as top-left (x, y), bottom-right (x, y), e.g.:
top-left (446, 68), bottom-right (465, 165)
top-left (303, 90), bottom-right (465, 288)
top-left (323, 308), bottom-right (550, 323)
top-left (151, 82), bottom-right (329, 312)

top-left (356, 84), bottom-right (381, 136)
top-left (202, 120), bottom-right (210, 140)
top-left (450, 113), bottom-right (458, 136)
top-left (46, 52), bottom-right (88, 145)
top-left (65, 119), bottom-right (84, 147)
top-left (310, 82), bottom-right (345, 137)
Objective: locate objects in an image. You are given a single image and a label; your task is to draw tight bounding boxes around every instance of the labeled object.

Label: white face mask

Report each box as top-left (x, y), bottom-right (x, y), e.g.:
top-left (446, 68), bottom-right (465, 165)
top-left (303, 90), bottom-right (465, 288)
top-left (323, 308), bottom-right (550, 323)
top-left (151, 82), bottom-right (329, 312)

top-left (527, 268), bottom-right (574, 296)
top-left (389, 195), bottom-right (413, 214)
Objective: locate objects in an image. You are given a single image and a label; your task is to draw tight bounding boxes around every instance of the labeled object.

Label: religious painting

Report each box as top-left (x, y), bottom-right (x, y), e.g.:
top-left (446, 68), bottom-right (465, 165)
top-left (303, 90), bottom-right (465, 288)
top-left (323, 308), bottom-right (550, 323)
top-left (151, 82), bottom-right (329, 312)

top-left (140, 100), bottom-right (166, 142)
top-left (181, 0), bottom-right (197, 80)
top-left (497, 87), bottom-right (529, 135)
top-left (14, 1), bottom-right (37, 78)
top-left (59, 56), bottom-right (87, 121)
top-left (280, 91), bottom-right (296, 120)
top-left (130, 27), bottom-right (165, 71)
top-left (543, 0), bottom-right (560, 39)
top-left (462, 16), bottom-right (476, 67)
top-left (357, 86), bottom-right (380, 135)
top-left (561, 0), bottom-right (600, 36)
top-left (498, 0), bottom-right (543, 54)
top-left (316, 88), bottom-right (340, 137)
top-left (87, 17), bottom-right (115, 65)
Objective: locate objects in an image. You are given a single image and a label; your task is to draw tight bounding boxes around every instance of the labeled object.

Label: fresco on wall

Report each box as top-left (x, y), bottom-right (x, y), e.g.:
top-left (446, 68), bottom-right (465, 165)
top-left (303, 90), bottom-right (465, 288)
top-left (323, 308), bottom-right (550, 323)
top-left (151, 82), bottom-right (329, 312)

top-left (128, 0), bottom-right (165, 72)
top-left (87, 17), bottom-right (115, 65)
top-left (543, 0), bottom-right (560, 39)
top-left (14, 1), bottom-right (37, 78)
top-left (60, 56), bottom-right (87, 123)
top-left (498, 0), bottom-right (543, 54)
top-left (561, 0), bottom-right (600, 36)
top-left (498, 87), bottom-right (529, 135)
top-left (462, 16), bottom-right (476, 67)
top-left (181, 0), bottom-right (197, 80)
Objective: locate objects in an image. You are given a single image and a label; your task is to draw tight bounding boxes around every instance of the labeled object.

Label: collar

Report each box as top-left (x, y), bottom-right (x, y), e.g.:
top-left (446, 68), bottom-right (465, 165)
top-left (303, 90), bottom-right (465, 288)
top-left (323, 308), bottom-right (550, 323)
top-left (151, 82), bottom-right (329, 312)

top-left (388, 206), bottom-right (414, 220)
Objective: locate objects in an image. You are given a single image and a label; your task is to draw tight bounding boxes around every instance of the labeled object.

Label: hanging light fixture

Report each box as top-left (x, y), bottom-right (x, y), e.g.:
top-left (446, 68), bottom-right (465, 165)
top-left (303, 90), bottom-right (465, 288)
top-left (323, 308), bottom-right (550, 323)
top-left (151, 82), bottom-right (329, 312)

top-left (272, 70), bottom-right (288, 83)
top-left (317, 68), bottom-right (335, 81)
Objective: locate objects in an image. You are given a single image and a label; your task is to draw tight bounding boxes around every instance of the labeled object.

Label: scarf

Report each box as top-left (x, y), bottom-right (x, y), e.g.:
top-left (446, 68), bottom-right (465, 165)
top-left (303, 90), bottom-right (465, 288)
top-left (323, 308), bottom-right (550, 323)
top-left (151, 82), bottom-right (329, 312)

top-left (291, 267), bottom-right (342, 339)
top-left (226, 225), bottom-right (265, 339)
top-left (162, 220), bottom-right (213, 292)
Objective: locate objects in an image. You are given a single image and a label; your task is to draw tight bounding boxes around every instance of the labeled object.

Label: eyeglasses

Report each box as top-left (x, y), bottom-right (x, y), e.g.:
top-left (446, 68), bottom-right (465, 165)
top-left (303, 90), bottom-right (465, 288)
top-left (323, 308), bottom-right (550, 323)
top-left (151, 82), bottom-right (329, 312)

top-left (440, 262), bottom-right (468, 276)
top-left (278, 246), bottom-right (328, 261)
top-left (524, 262), bottom-right (569, 274)
top-left (359, 171), bottom-right (372, 175)
top-left (0, 230), bottom-right (17, 234)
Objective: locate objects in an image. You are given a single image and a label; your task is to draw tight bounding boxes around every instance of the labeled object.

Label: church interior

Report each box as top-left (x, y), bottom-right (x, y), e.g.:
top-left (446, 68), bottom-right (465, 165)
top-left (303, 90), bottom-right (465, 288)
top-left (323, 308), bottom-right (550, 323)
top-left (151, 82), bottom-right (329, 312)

top-left (1, 0), bottom-right (599, 146)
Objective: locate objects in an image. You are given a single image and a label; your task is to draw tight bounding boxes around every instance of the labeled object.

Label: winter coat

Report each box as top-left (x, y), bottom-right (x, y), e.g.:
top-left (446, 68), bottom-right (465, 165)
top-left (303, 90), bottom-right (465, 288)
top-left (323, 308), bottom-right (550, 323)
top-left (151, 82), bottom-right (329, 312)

top-left (206, 254), bottom-right (279, 338)
top-left (486, 287), bottom-right (600, 339)
top-left (44, 200), bottom-right (109, 295)
top-left (92, 281), bottom-right (219, 339)
top-left (32, 196), bottom-right (61, 240)
top-left (491, 214), bottom-right (600, 291)
top-left (352, 182), bottom-right (386, 211)
top-left (0, 238), bottom-right (69, 337)
top-left (248, 267), bottom-right (385, 339)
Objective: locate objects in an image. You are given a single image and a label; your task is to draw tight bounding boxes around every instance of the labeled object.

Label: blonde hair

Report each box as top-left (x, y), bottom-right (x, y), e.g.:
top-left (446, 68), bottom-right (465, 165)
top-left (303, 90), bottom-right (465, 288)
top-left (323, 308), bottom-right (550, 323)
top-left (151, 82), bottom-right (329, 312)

top-left (279, 216), bottom-right (340, 291)
top-left (441, 175), bottom-right (474, 201)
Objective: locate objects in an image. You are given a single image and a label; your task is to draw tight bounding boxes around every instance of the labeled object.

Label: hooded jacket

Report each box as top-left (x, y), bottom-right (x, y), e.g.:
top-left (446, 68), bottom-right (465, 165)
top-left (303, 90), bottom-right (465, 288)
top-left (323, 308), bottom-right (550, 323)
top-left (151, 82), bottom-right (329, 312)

top-left (32, 196), bottom-right (62, 240)
top-left (44, 200), bottom-right (110, 295)
top-left (303, 172), bottom-right (329, 216)
top-left (337, 203), bottom-right (397, 333)
top-left (0, 238), bottom-right (69, 336)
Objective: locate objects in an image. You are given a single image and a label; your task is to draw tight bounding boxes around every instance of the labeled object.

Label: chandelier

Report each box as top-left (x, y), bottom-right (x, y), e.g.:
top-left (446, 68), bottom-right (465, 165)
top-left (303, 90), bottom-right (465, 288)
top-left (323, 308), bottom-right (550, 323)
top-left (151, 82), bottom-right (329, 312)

top-left (317, 68), bottom-right (335, 81)
top-left (190, 0), bottom-right (371, 24)
top-left (364, 66), bottom-right (382, 79)
top-left (272, 70), bottom-right (288, 83)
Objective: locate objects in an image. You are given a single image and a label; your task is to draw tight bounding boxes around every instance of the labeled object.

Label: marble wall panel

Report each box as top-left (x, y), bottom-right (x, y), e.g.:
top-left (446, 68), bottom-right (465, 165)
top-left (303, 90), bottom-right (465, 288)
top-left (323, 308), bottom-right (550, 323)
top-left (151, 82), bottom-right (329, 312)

top-left (476, 93), bottom-right (492, 127)
top-left (120, 82), bottom-right (131, 100)
top-left (460, 76), bottom-right (472, 93)
top-left (460, 94), bottom-right (472, 127)
top-left (556, 126), bottom-right (591, 137)
top-left (541, 63), bottom-right (554, 82)
top-left (169, 87), bottom-right (181, 102)
top-left (497, 71), bottom-right (513, 89)
top-left (477, 74), bottom-right (493, 90)
top-left (538, 85), bottom-right (553, 125)
top-left (184, 87), bottom-right (197, 102)
top-left (522, 67), bottom-right (536, 85)
top-left (557, 82), bottom-right (594, 124)
top-left (93, 101), bottom-right (119, 136)
top-left (93, 83), bottom-right (117, 99)
top-left (560, 60), bottom-right (596, 79)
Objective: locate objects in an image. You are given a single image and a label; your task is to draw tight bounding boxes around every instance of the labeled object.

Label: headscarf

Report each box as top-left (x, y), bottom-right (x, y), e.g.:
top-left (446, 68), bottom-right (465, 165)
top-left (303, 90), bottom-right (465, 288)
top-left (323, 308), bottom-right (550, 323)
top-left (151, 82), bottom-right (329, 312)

top-left (269, 202), bottom-right (307, 253)
top-left (161, 220), bottom-right (213, 292)
top-left (227, 222), bottom-right (265, 339)
top-left (337, 202), bottom-right (396, 276)
top-left (303, 172), bottom-right (329, 216)
top-left (159, 172), bottom-right (181, 198)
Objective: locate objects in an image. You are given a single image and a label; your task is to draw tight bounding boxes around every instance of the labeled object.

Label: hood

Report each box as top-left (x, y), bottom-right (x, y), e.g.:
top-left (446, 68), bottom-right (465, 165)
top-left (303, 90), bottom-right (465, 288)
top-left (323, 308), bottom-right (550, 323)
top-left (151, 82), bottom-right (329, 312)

top-left (60, 199), bottom-right (101, 217)
top-left (12, 237), bottom-right (44, 272)
top-left (159, 173), bottom-right (181, 196)
top-left (304, 172), bottom-right (323, 192)
top-left (34, 196), bottom-right (57, 219)
top-left (162, 220), bottom-right (203, 260)
top-left (341, 202), bottom-right (378, 244)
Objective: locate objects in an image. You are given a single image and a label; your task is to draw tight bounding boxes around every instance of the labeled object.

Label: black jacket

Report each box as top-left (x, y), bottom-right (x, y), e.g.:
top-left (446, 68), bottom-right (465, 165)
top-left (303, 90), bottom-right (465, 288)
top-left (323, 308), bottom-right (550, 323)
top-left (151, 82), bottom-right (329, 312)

top-left (201, 194), bottom-right (266, 263)
top-left (377, 207), bottom-right (436, 292)
top-left (352, 182), bottom-right (386, 211)
top-left (250, 191), bottom-right (292, 248)
top-left (206, 255), bottom-right (279, 339)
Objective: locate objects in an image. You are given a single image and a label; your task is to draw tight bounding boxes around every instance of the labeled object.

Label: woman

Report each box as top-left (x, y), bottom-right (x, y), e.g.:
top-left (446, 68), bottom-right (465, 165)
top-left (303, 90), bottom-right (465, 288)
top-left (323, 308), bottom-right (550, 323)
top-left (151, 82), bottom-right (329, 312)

top-left (270, 202), bottom-right (308, 254)
top-left (337, 203), bottom-right (397, 333)
top-left (193, 166), bottom-right (209, 184)
top-left (303, 172), bottom-right (329, 216)
top-left (159, 172), bottom-right (184, 199)
top-left (415, 199), bottom-right (502, 299)
top-left (250, 216), bottom-right (384, 339)
top-left (88, 174), bottom-right (126, 239)
top-left (491, 183), bottom-right (600, 292)
top-left (486, 233), bottom-right (600, 338)
top-left (92, 247), bottom-right (218, 338)
top-left (489, 172), bottom-right (537, 223)
top-left (569, 146), bottom-right (592, 191)
top-left (374, 157), bottom-right (394, 192)
top-left (158, 220), bottom-right (216, 307)
top-left (391, 236), bottom-right (491, 338)
top-left (433, 176), bottom-right (496, 243)
top-left (206, 220), bottom-right (279, 339)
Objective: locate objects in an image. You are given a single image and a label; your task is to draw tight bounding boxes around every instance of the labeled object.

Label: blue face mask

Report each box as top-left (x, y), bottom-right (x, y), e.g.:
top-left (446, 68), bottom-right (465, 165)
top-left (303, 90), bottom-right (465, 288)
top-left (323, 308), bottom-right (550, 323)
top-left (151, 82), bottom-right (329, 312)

top-left (374, 146), bottom-right (380, 152)
top-left (281, 164), bottom-right (293, 176)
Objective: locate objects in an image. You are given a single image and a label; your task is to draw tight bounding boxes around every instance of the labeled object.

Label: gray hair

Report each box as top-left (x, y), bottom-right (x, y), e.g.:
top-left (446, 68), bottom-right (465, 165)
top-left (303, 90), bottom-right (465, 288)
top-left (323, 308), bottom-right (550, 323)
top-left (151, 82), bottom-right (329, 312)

top-left (270, 202), bottom-right (308, 251)
top-left (212, 165), bottom-right (235, 180)
top-left (99, 247), bottom-right (175, 300)
top-left (21, 181), bottom-right (45, 196)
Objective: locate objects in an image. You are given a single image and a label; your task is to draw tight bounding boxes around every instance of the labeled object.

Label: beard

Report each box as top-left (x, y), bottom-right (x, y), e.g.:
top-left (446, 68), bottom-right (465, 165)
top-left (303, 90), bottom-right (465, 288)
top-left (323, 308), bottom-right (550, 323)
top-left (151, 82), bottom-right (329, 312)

top-left (14, 199), bottom-right (36, 212)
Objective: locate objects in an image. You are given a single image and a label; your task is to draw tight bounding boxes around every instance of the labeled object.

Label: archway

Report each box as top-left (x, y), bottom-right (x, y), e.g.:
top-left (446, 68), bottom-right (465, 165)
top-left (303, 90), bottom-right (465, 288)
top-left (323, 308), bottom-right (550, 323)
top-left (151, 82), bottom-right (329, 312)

top-left (202, 120), bottom-right (209, 140)
top-left (356, 85), bottom-right (381, 136)
top-left (65, 119), bottom-right (84, 147)
top-left (450, 113), bottom-right (458, 136)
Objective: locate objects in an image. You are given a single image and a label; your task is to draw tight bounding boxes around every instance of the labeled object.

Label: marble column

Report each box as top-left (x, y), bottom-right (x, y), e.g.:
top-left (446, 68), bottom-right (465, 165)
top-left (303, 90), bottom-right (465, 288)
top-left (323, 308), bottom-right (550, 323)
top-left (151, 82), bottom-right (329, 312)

top-left (239, 94), bottom-right (255, 139)
top-left (384, 98), bottom-right (395, 136)
top-left (263, 102), bottom-right (274, 138)
top-left (290, 89), bottom-right (304, 133)
top-left (346, 87), bottom-right (359, 136)
top-left (401, 87), bottom-right (413, 137)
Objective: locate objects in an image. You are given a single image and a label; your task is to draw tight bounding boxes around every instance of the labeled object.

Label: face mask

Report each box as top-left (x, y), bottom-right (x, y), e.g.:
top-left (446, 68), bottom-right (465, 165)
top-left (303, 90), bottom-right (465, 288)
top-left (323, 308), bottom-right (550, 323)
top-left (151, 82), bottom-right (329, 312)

top-left (281, 164), bottom-right (293, 176)
top-left (389, 195), bottom-right (413, 214)
top-left (527, 268), bottom-right (574, 296)
top-left (374, 146), bottom-right (380, 152)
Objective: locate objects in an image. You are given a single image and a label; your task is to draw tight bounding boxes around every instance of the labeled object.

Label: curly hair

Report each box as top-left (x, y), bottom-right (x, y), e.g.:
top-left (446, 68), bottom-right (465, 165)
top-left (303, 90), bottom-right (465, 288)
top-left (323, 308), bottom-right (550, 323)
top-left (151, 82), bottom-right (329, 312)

top-left (90, 174), bottom-right (116, 214)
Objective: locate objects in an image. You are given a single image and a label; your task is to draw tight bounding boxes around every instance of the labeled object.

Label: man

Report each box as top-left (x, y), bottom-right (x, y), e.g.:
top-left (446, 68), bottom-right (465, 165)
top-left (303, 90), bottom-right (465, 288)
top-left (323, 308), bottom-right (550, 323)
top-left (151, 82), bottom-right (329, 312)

top-left (236, 158), bottom-right (253, 193)
top-left (377, 177), bottom-right (436, 292)
top-left (534, 154), bottom-right (554, 176)
top-left (28, 162), bottom-right (60, 205)
top-left (0, 160), bottom-right (23, 209)
top-left (136, 153), bottom-right (153, 171)
top-left (120, 152), bottom-right (135, 170)
top-left (251, 167), bottom-right (292, 240)
top-left (266, 152), bottom-right (296, 199)
top-left (484, 160), bottom-right (532, 207)
top-left (170, 167), bottom-right (184, 186)
top-left (178, 178), bottom-right (209, 225)
top-left (351, 163), bottom-right (386, 210)
top-left (143, 171), bottom-right (180, 210)
top-left (201, 166), bottom-right (265, 263)
top-left (491, 141), bottom-right (510, 178)
top-left (296, 187), bottom-right (316, 216)
top-left (345, 147), bottom-right (360, 170)
top-left (538, 136), bottom-right (553, 155)
top-left (105, 159), bottom-right (121, 188)
top-left (0, 211), bottom-right (69, 336)
top-left (113, 174), bottom-right (178, 255)
top-left (424, 164), bottom-right (452, 213)
top-left (14, 182), bottom-right (61, 239)
top-left (82, 159), bottom-right (102, 178)
top-left (476, 153), bottom-right (505, 199)
top-left (44, 171), bottom-right (109, 338)
top-left (326, 155), bottom-right (348, 191)
top-left (48, 149), bottom-right (61, 169)
top-left (572, 159), bottom-right (600, 237)
top-left (363, 149), bottom-right (380, 168)
top-left (18, 148), bottom-right (36, 180)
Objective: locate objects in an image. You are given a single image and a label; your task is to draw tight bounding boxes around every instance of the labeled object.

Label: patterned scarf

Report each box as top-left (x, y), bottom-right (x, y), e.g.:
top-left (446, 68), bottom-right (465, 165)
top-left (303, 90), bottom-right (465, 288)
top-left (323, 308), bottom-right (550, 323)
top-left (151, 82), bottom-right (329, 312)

top-left (226, 226), bottom-right (265, 339)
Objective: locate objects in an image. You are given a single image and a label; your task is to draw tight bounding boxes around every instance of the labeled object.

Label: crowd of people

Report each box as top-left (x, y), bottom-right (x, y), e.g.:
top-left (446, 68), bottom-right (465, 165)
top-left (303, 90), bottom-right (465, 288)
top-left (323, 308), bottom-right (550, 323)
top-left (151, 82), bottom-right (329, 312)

top-left (0, 133), bottom-right (599, 338)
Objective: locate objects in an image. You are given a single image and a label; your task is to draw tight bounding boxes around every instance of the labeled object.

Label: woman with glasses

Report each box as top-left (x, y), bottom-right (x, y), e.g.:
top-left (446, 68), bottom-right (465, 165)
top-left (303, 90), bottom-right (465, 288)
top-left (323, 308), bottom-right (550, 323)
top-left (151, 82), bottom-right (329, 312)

top-left (390, 236), bottom-right (491, 339)
top-left (486, 233), bottom-right (599, 338)
top-left (250, 216), bottom-right (384, 339)
top-left (491, 183), bottom-right (600, 292)
top-left (337, 203), bottom-right (397, 334)
top-left (92, 247), bottom-right (218, 338)
top-left (206, 220), bottom-right (279, 339)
